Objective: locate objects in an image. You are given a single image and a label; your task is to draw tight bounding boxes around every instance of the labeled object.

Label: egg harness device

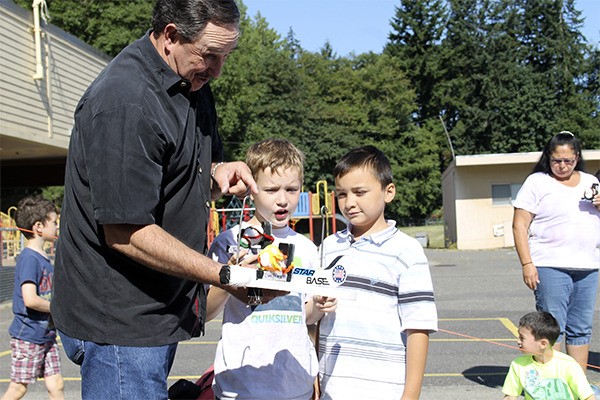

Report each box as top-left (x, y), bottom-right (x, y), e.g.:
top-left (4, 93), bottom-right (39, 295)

top-left (218, 199), bottom-right (352, 299)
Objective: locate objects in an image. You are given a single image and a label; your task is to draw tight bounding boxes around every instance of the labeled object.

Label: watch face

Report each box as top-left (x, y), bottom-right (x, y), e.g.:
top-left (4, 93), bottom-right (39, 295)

top-left (219, 265), bottom-right (231, 284)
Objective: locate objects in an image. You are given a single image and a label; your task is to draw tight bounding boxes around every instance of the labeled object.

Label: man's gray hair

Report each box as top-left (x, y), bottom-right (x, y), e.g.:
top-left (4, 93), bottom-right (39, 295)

top-left (152, 0), bottom-right (240, 41)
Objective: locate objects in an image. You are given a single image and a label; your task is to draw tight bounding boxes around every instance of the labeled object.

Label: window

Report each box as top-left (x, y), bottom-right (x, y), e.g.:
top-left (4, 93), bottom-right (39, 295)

top-left (492, 184), bottom-right (521, 205)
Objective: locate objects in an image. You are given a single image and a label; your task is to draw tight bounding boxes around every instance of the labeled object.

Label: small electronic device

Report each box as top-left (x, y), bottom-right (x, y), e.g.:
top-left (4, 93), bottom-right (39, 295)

top-left (582, 183), bottom-right (599, 201)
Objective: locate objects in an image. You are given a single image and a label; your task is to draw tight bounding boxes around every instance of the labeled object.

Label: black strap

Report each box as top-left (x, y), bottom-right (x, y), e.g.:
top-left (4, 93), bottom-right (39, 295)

top-left (324, 255), bottom-right (343, 270)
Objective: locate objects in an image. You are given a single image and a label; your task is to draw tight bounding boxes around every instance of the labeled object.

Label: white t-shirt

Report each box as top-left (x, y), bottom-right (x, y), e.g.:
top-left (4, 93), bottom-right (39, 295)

top-left (513, 171), bottom-right (600, 269)
top-left (318, 221), bottom-right (438, 400)
top-left (209, 224), bottom-right (319, 400)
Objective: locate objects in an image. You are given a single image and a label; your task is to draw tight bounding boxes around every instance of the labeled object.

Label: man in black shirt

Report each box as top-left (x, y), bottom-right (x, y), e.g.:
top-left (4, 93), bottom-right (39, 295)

top-left (52, 0), bottom-right (258, 398)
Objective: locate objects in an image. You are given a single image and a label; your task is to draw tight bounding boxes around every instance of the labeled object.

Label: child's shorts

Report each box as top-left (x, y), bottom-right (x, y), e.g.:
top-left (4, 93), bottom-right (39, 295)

top-left (10, 337), bottom-right (62, 384)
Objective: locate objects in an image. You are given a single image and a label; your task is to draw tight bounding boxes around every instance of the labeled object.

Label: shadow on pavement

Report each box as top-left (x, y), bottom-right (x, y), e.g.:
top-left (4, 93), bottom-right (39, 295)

top-left (462, 365), bottom-right (509, 388)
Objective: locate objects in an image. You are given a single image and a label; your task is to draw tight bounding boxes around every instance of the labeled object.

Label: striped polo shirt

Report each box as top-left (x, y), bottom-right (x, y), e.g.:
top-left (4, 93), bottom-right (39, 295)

top-left (318, 220), bottom-right (438, 399)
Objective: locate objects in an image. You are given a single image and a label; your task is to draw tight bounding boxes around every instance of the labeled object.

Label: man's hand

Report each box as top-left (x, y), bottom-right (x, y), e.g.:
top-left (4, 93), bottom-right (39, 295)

top-left (212, 161), bottom-right (258, 198)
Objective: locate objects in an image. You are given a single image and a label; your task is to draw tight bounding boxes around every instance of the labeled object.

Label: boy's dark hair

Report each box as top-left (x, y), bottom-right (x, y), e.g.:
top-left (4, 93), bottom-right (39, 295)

top-left (15, 196), bottom-right (57, 240)
top-left (519, 311), bottom-right (560, 345)
top-left (333, 145), bottom-right (393, 188)
top-left (533, 131), bottom-right (585, 174)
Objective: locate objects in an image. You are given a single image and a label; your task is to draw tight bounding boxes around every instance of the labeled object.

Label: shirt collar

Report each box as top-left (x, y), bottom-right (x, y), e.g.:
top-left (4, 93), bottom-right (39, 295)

top-left (339, 220), bottom-right (398, 245)
top-left (140, 30), bottom-right (192, 96)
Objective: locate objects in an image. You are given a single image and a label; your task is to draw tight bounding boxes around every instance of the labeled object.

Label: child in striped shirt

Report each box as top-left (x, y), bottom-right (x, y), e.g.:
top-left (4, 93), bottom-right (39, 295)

top-left (318, 145), bottom-right (438, 400)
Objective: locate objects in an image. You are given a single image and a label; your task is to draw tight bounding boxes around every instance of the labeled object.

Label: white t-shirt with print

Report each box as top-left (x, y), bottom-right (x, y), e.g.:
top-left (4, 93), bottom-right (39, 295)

top-left (209, 224), bottom-right (319, 400)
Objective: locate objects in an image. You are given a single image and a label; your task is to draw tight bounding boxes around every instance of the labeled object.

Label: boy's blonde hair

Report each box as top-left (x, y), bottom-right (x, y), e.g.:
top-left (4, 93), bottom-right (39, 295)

top-left (246, 138), bottom-right (305, 180)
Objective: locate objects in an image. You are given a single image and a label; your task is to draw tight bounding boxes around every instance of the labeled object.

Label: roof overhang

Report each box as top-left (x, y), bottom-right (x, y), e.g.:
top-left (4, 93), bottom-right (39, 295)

top-left (454, 150), bottom-right (600, 167)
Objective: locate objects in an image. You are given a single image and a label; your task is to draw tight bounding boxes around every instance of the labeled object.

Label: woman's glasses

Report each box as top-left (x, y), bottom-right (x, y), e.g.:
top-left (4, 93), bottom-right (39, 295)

top-left (550, 158), bottom-right (576, 166)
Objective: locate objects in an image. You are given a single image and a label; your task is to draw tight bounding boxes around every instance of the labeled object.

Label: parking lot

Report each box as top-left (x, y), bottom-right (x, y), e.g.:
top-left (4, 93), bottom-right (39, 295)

top-left (1, 247), bottom-right (600, 399)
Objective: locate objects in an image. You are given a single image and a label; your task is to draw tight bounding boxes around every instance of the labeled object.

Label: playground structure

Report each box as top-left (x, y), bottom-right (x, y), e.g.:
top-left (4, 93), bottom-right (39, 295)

top-left (207, 180), bottom-right (344, 247)
top-left (0, 206), bottom-right (57, 265)
top-left (0, 207), bottom-right (22, 264)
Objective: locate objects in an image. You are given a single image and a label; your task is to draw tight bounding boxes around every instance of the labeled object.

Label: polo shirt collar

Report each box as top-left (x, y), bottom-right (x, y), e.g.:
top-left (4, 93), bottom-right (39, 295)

top-left (340, 220), bottom-right (398, 245)
top-left (141, 30), bottom-right (192, 96)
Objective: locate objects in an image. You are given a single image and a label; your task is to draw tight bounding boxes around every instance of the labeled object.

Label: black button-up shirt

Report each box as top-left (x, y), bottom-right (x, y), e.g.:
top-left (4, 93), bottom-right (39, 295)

top-left (53, 31), bottom-right (223, 346)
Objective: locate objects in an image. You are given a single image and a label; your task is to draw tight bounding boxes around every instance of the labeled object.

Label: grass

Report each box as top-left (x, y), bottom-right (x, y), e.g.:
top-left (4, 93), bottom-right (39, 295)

top-left (398, 224), bottom-right (445, 249)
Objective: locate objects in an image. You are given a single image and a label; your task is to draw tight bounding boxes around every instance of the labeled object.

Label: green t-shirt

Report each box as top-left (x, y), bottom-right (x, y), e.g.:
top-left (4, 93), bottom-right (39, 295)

top-left (502, 351), bottom-right (593, 400)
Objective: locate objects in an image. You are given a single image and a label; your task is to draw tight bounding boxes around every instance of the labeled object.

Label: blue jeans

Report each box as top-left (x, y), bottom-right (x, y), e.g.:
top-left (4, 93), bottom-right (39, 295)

top-left (535, 267), bottom-right (598, 346)
top-left (59, 330), bottom-right (178, 400)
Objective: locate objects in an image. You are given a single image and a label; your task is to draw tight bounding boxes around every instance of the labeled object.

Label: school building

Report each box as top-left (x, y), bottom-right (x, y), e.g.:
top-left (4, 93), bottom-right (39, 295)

top-left (0, 0), bottom-right (110, 188)
top-left (442, 151), bottom-right (600, 250)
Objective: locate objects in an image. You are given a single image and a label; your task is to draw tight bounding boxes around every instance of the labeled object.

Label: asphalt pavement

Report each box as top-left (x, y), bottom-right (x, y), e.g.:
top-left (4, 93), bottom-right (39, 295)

top-left (2, 247), bottom-right (600, 399)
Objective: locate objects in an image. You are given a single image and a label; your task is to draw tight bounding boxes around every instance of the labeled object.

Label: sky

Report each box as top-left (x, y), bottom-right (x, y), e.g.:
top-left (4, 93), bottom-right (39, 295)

top-left (244, 0), bottom-right (600, 57)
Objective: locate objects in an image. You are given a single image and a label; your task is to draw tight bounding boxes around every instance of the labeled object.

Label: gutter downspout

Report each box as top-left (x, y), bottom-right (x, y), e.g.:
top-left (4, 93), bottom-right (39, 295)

top-left (32, 0), bottom-right (45, 80)
top-left (32, 0), bottom-right (50, 80)
top-left (43, 29), bottom-right (54, 138)
top-left (31, 0), bottom-right (54, 138)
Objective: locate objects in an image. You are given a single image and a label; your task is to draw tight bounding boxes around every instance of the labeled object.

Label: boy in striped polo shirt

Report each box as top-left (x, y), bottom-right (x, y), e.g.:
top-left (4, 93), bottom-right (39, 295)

top-left (318, 145), bottom-right (438, 399)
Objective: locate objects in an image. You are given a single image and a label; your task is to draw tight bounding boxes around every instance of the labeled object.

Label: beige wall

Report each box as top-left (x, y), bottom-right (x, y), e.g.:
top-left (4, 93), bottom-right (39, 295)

top-left (0, 0), bottom-right (109, 160)
top-left (444, 163), bottom-right (522, 249)
top-left (586, 159), bottom-right (600, 175)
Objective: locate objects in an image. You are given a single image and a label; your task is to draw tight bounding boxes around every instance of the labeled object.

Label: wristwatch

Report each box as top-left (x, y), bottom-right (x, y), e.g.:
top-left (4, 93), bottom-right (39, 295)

top-left (219, 265), bottom-right (231, 285)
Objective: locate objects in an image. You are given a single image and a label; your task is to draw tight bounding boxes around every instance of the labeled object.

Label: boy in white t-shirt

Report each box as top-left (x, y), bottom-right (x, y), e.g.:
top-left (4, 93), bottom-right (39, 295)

top-left (206, 138), bottom-right (336, 400)
top-left (502, 311), bottom-right (595, 400)
top-left (318, 145), bottom-right (438, 400)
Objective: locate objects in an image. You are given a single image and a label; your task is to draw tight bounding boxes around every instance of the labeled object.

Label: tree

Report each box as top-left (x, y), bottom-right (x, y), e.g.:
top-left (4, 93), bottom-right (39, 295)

top-left (386, 0), bottom-right (446, 123)
top-left (297, 51), bottom-right (441, 220)
top-left (212, 8), bottom-right (307, 162)
top-left (514, 0), bottom-right (597, 148)
top-left (434, 0), bottom-right (599, 154)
